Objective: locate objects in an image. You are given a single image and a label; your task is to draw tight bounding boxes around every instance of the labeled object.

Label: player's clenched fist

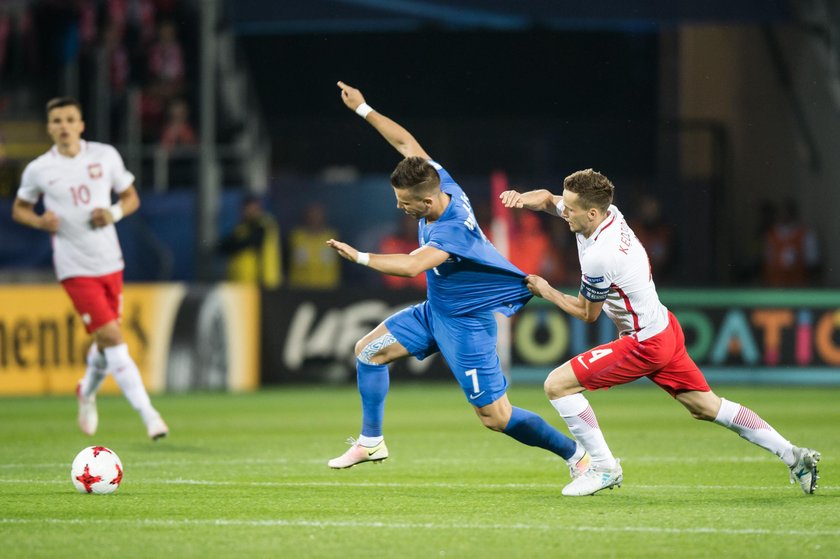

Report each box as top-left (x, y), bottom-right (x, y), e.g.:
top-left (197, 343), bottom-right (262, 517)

top-left (40, 211), bottom-right (60, 233)
top-left (525, 274), bottom-right (552, 298)
top-left (90, 207), bottom-right (116, 228)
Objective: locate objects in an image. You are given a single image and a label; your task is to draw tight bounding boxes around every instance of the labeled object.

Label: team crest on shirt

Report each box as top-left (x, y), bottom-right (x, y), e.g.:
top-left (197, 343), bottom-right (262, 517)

top-left (87, 163), bottom-right (103, 179)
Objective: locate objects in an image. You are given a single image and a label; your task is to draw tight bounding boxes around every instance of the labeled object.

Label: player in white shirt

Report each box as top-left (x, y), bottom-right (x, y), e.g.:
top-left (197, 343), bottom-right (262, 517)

top-left (501, 169), bottom-right (820, 496)
top-left (12, 97), bottom-right (168, 441)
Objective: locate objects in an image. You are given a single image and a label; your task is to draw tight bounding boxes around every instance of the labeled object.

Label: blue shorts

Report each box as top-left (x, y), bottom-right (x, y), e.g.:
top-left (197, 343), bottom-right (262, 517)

top-left (384, 301), bottom-right (508, 407)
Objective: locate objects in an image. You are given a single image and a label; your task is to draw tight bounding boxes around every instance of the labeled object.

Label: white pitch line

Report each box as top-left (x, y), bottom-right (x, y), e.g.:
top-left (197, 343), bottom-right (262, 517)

top-left (0, 477), bottom-right (835, 492)
top-left (0, 517), bottom-right (837, 537)
top-left (0, 455), bottom-right (778, 470)
top-left (0, 458), bottom-right (296, 469)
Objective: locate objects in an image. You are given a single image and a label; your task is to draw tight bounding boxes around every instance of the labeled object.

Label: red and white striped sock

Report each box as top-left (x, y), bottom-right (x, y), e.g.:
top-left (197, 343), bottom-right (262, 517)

top-left (714, 398), bottom-right (795, 466)
top-left (551, 393), bottom-right (615, 467)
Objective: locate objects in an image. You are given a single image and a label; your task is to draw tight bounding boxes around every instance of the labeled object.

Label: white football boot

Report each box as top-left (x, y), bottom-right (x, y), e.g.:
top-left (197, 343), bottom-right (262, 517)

top-left (76, 380), bottom-right (98, 436)
top-left (328, 438), bottom-right (389, 469)
top-left (789, 447), bottom-right (820, 494)
top-left (567, 448), bottom-right (591, 480)
top-left (562, 458), bottom-right (623, 496)
top-left (146, 415), bottom-right (169, 441)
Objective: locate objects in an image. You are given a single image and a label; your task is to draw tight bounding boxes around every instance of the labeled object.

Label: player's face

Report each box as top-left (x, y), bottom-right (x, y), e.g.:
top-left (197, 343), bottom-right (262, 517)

top-left (393, 188), bottom-right (430, 219)
top-left (560, 189), bottom-right (595, 236)
top-left (47, 106), bottom-right (85, 149)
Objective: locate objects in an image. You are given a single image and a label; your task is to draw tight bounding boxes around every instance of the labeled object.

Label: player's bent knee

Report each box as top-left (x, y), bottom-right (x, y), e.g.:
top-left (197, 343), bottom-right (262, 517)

top-left (677, 391), bottom-right (720, 422)
top-left (355, 332), bottom-right (398, 365)
top-left (474, 403), bottom-right (510, 432)
top-left (690, 407), bottom-right (717, 421)
top-left (94, 324), bottom-right (123, 348)
top-left (478, 414), bottom-right (507, 432)
top-left (544, 370), bottom-right (571, 399)
top-left (543, 376), bottom-right (558, 398)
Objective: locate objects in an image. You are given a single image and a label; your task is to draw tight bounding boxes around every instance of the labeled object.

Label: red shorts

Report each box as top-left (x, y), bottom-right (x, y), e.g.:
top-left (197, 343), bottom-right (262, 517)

top-left (569, 311), bottom-right (710, 397)
top-left (61, 271), bottom-right (124, 334)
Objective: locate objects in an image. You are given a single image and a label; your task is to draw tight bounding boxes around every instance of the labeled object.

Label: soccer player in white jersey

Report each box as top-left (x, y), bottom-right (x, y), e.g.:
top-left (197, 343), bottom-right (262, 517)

top-left (500, 169), bottom-right (820, 496)
top-left (12, 97), bottom-right (168, 441)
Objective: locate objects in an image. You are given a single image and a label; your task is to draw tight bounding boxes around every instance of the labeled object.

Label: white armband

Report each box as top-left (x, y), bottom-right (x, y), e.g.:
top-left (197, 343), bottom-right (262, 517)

top-left (356, 252), bottom-right (370, 266)
top-left (109, 203), bottom-right (124, 223)
top-left (355, 103), bottom-right (374, 119)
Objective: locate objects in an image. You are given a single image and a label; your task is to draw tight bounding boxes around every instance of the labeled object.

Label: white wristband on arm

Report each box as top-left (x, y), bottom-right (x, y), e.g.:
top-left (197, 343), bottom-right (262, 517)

top-left (109, 203), bottom-right (124, 223)
top-left (355, 103), bottom-right (374, 119)
top-left (356, 252), bottom-right (370, 266)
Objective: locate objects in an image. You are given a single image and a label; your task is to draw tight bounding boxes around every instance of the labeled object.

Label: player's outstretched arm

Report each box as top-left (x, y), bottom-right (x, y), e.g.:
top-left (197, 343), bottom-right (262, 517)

top-left (499, 189), bottom-right (562, 215)
top-left (327, 239), bottom-right (448, 277)
top-left (12, 198), bottom-right (59, 233)
top-left (525, 274), bottom-right (603, 323)
top-left (337, 81), bottom-right (431, 160)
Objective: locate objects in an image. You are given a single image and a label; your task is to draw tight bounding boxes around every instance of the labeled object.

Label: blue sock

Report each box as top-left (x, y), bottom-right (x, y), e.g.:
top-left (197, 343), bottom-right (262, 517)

top-left (503, 406), bottom-right (576, 459)
top-left (357, 360), bottom-right (389, 437)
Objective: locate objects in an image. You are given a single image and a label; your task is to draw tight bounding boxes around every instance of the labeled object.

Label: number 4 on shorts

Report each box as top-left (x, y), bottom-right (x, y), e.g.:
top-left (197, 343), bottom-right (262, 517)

top-left (576, 348), bottom-right (613, 370)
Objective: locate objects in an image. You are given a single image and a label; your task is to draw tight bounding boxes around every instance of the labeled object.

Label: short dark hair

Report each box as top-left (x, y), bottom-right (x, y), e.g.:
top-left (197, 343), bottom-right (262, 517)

top-left (390, 156), bottom-right (440, 196)
top-left (563, 169), bottom-right (614, 212)
top-left (46, 97), bottom-right (83, 120)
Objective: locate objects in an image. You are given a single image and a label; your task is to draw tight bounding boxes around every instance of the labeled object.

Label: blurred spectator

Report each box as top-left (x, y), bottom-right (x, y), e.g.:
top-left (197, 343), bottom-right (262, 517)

top-left (0, 12), bottom-right (10, 74)
top-left (147, 20), bottom-right (183, 96)
top-left (379, 214), bottom-right (425, 291)
top-left (140, 20), bottom-right (184, 139)
top-left (288, 203), bottom-right (340, 290)
top-left (100, 23), bottom-right (130, 140)
top-left (78, 0), bottom-right (98, 51)
top-left (739, 199), bottom-right (777, 284)
top-left (107, 0), bottom-right (155, 40)
top-left (629, 194), bottom-right (676, 284)
top-left (509, 210), bottom-right (565, 284)
top-left (140, 82), bottom-right (166, 140)
top-left (546, 217), bottom-right (581, 286)
top-left (103, 24), bottom-right (130, 94)
top-left (0, 126), bottom-right (13, 197)
top-left (159, 97), bottom-right (196, 151)
top-left (217, 195), bottom-right (282, 288)
top-left (762, 198), bottom-right (821, 287)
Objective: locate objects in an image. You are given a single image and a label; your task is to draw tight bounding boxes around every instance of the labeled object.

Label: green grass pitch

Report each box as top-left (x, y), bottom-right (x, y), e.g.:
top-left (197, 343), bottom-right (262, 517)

top-left (2, 383), bottom-right (838, 558)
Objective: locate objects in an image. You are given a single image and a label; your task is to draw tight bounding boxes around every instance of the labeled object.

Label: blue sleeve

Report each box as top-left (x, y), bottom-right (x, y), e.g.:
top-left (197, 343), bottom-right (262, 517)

top-left (426, 221), bottom-right (468, 256)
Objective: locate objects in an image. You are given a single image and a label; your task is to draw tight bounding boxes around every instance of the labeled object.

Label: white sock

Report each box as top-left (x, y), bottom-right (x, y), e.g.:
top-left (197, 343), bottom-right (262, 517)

top-left (567, 442), bottom-right (587, 465)
top-left (81, 344), bottom-right (108, 398)
top-left (550, 393), bottom-right (615, 467)
top-left (357, 435), bottom-right (383, 447)
top-left (714, 398), bottom-right (795, 466)
top-left (104, 343), bottom-right (158, 425)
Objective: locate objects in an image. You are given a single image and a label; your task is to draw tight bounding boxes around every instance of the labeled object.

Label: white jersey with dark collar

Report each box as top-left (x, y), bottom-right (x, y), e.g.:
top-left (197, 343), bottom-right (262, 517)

top-left (557, 201), bottom-right (669, 341)
top-left (17, 141), bottom-right (135, 280)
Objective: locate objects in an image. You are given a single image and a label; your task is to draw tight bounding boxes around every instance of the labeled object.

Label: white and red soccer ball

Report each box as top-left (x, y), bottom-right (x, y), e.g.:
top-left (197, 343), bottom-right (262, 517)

top-left (71, 446), bottom-right (123, 494)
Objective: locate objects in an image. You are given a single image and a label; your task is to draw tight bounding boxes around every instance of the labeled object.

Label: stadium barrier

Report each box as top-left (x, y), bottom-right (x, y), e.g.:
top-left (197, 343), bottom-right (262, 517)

top-left (263, 288), bottom-right (840, 386)
top-left (4, 285), bottom-right (838, 395)
top-left (0, 283), bottom-right (259, 396)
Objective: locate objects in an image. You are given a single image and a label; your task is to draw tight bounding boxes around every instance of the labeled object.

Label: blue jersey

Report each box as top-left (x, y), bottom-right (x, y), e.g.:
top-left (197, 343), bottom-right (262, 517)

top-left (418, 161), bottom-right (532, 317)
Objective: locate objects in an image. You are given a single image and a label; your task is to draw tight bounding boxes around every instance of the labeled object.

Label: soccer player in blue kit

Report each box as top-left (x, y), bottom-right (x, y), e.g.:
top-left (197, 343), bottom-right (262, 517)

top-left (326, 82), bottom-right (591, 488)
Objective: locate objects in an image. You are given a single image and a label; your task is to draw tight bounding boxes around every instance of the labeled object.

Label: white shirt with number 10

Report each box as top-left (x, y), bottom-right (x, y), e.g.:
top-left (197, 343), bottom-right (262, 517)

top-left (17, 140), bottom-right (136, 280)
